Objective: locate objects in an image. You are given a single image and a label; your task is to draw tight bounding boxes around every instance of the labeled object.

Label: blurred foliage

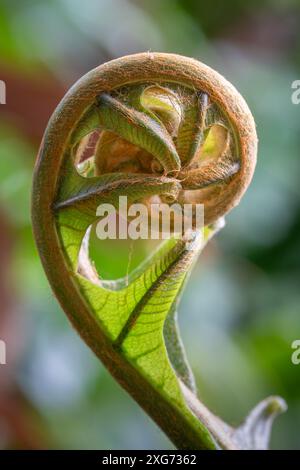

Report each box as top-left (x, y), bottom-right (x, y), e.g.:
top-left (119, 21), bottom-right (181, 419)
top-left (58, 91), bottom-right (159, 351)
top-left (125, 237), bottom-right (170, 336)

top-left (0, 0), bottom-right (300, 450)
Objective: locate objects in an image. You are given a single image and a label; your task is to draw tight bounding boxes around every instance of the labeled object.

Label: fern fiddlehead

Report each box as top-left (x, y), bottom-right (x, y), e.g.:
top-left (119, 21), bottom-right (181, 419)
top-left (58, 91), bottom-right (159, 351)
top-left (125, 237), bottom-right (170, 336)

top-left (32, 53), bottom-right (285, 450)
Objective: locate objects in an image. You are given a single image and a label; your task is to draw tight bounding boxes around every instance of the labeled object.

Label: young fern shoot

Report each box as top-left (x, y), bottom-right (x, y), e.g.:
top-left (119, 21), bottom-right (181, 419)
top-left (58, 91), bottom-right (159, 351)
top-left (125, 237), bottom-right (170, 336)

top-left (32, 53), bottom-right (286, 450)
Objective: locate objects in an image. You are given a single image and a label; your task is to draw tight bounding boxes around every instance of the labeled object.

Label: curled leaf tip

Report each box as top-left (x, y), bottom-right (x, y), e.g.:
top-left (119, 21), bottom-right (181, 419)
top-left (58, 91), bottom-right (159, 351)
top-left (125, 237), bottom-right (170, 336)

top-left (233, 396), bottom-right (287, 450)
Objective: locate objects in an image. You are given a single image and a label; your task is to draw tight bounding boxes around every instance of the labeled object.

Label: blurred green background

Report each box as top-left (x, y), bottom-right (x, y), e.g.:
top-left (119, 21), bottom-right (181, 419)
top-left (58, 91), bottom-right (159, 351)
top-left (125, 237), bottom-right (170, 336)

top-left (0, 0), bottom-right (300, 450)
